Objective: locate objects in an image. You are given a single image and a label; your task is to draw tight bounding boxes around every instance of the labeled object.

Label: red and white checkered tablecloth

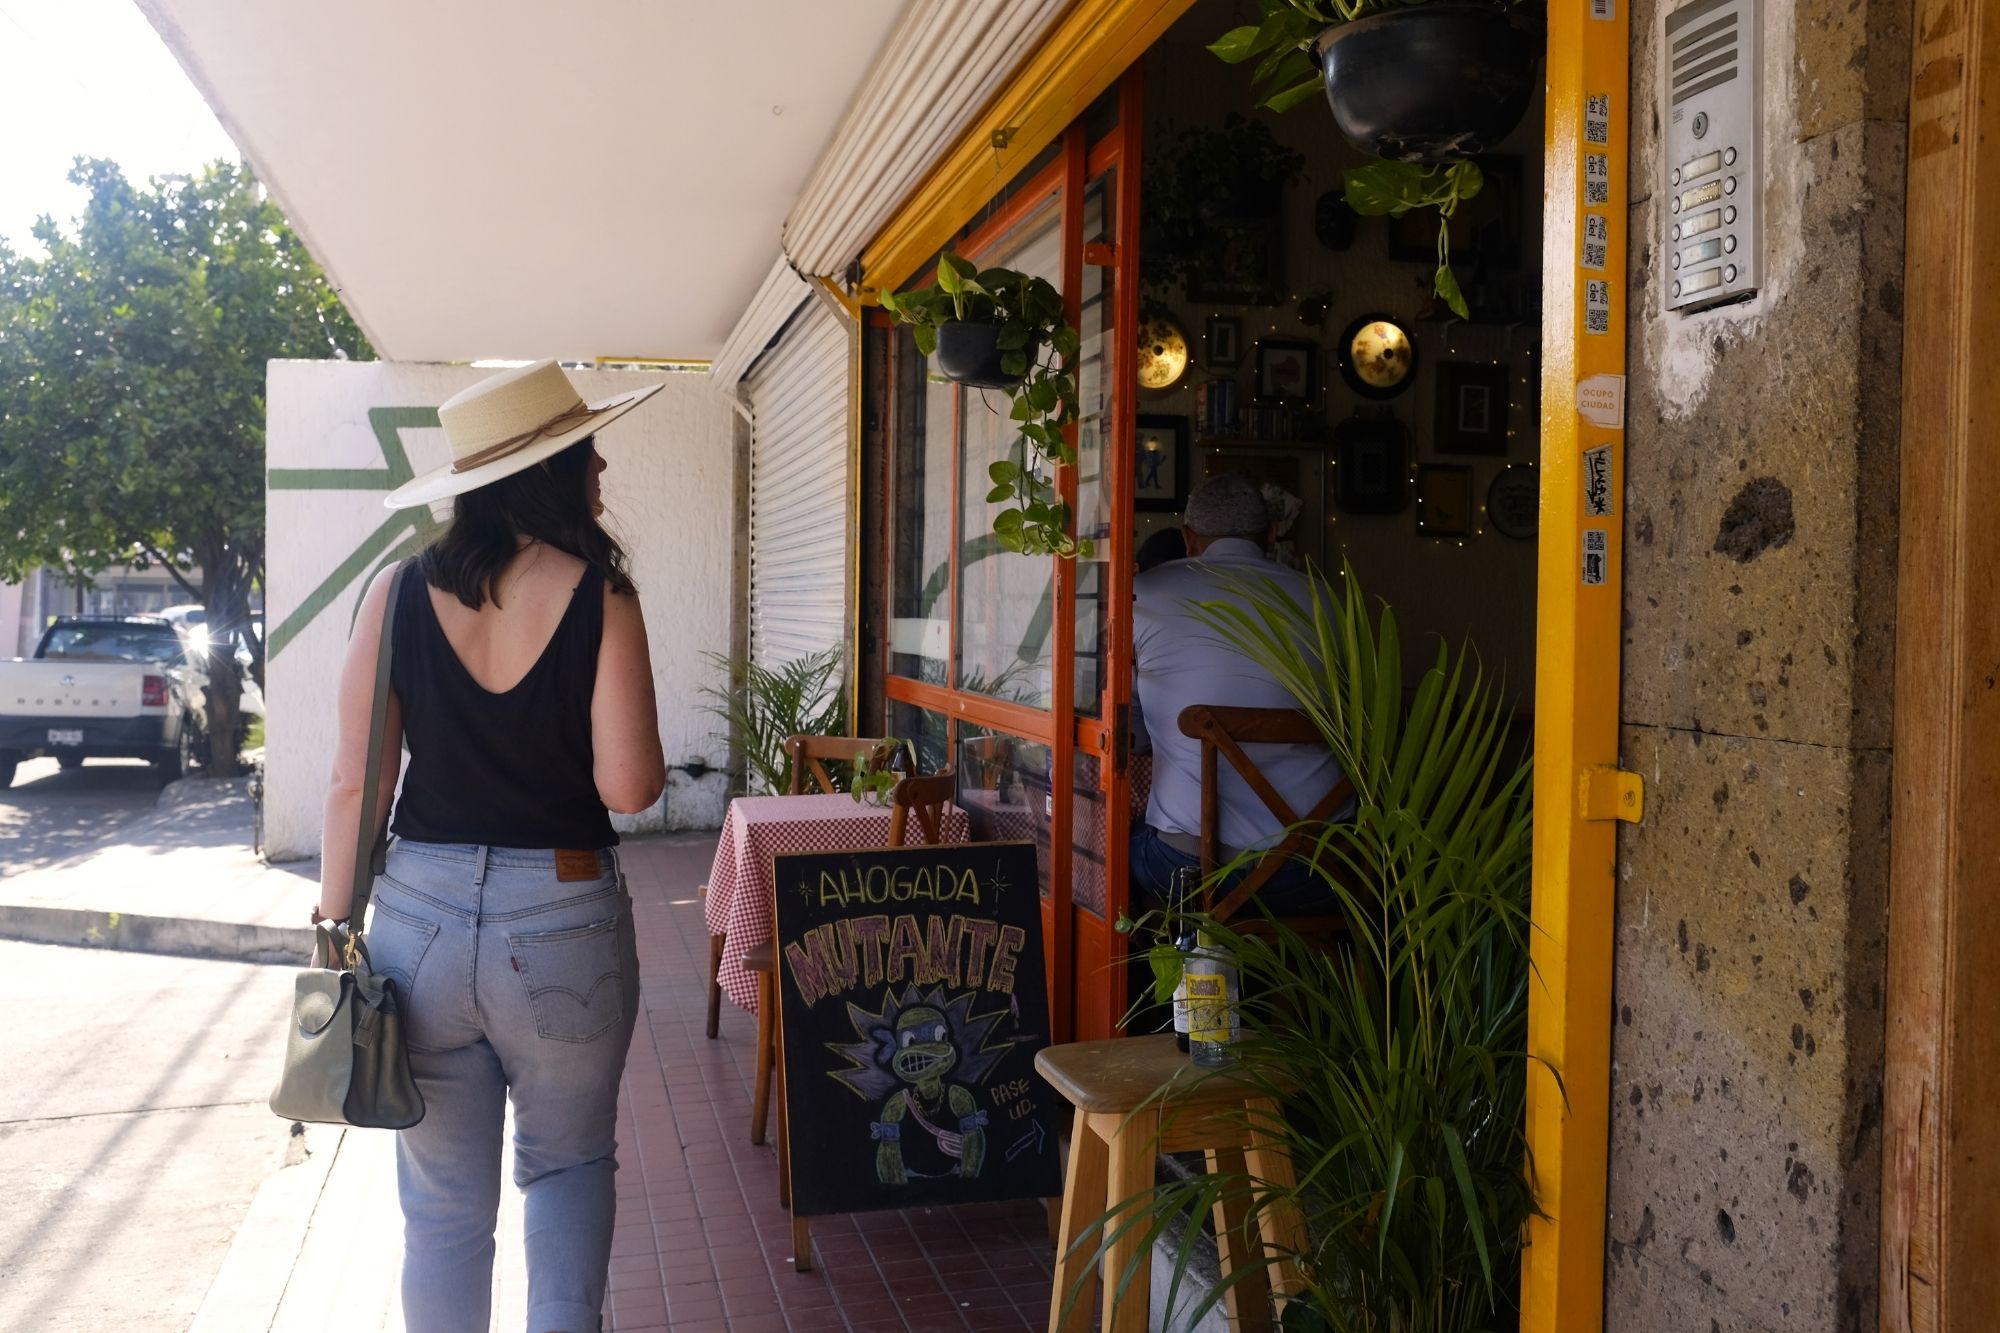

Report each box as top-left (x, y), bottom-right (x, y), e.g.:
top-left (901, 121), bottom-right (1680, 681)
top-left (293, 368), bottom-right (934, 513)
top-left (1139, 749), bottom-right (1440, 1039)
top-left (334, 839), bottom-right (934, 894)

top-left (704, 792), bottom-right (971, 1013)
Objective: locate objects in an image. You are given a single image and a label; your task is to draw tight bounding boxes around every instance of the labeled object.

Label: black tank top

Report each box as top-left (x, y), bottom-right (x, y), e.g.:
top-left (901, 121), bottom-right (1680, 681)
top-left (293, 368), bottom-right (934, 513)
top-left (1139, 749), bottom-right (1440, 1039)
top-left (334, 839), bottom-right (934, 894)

top-left (389, 561), bottom-right (617, 850)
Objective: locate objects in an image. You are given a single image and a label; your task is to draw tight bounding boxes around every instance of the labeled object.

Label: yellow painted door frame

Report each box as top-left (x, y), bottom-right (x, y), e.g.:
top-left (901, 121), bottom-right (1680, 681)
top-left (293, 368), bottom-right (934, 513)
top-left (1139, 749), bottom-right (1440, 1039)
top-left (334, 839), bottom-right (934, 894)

top-left (848, 2), bottom-right (1635, 1329)
top-left (1526, 2), bottom-right (1636, 1330)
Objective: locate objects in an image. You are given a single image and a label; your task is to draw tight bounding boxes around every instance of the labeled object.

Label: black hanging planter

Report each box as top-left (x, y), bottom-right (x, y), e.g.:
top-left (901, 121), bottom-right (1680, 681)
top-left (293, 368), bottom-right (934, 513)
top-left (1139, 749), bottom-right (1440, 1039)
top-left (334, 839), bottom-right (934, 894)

top-left (1312, 6), bottom-right (1541, 163)
top-left (935, 321), bottom-right (1025, 389)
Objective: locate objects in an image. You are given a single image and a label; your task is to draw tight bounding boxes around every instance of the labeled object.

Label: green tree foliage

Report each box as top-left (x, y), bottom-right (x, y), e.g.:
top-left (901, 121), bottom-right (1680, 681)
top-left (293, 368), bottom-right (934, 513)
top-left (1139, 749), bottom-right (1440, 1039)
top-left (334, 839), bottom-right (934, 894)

top-left (0, 158), bottom-right (371, 774)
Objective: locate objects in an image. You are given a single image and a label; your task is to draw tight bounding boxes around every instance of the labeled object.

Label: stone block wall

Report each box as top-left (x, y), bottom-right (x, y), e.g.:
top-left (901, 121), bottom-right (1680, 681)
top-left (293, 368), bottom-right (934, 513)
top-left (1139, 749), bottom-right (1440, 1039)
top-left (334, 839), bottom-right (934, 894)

top-left (1609, 0), bottom-right (1907, 1328)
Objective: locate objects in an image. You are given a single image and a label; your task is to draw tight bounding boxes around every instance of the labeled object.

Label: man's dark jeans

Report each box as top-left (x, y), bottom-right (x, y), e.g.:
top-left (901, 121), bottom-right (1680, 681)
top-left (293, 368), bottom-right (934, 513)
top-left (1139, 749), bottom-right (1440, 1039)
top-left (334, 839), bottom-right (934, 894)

top-left (1128, 823), bottom-right (1335, 919)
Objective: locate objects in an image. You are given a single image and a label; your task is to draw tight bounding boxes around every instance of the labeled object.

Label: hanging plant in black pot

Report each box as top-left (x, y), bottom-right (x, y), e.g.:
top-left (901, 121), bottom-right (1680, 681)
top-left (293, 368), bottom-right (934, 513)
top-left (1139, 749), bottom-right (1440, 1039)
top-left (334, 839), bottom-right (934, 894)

top-left (879, 254), bottom-right (1087, 559)
top-left (1209, 0), bottom-right (1543, 317)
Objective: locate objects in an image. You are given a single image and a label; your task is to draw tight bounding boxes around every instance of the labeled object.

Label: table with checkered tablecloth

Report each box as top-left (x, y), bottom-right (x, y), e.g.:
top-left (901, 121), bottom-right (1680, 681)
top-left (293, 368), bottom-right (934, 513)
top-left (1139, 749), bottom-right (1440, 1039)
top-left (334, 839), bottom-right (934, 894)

top-left (703, 792), bottom-right (972, 1014)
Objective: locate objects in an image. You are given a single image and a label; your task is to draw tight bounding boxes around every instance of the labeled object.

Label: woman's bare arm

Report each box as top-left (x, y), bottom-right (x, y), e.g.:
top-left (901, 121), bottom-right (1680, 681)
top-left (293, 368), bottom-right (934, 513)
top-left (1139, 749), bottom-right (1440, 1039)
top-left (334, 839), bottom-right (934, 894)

top-left (592, 584), bottom-right (666, 814)
top-left (318, 568), bottom-right (404, 920)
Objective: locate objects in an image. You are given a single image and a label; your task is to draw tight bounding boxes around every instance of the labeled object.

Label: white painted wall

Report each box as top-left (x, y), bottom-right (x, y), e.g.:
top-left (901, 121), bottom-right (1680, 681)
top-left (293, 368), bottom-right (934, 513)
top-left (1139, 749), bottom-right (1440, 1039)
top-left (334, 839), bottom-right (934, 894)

top-left (263, 359), bottom-right (736, 862)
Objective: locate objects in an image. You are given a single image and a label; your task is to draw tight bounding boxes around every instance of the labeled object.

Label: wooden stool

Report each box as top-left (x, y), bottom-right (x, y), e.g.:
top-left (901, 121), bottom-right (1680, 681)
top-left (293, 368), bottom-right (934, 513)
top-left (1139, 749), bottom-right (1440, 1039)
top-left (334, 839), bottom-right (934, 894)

top-left (1036, 1035), bottom-right (1306, 1333)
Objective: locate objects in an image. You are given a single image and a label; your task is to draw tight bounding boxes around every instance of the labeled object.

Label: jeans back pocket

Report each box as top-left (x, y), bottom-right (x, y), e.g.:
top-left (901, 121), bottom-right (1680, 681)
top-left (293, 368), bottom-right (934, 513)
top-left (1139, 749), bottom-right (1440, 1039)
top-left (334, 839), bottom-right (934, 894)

top-left (508, 915), bottom-right (626, 1043)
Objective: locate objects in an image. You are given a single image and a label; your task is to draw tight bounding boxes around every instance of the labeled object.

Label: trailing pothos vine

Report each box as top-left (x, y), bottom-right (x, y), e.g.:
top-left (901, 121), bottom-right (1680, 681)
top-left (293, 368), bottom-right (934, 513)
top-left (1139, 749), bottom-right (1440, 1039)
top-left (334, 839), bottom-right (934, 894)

top-left (879, 253), bottom-right (1090, 559)
top-left (1343, 159), bottom-right (1485, 318)
top-left (1209, 0), bottom-right (1534, 317)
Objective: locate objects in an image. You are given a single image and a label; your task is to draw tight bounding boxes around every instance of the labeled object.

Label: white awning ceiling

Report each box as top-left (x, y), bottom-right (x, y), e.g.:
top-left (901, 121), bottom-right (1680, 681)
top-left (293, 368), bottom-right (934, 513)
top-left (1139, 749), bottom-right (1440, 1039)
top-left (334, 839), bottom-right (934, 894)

top-left (135, 0), bottom-right (907, 364)
top-left (708, 0), bottom-right (1066, 386)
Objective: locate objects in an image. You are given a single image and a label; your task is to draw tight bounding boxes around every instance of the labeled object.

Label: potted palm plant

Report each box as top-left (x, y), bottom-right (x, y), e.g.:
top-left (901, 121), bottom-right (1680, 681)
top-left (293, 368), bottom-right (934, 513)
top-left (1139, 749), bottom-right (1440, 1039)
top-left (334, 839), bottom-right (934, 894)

top-left (880, 253), bottom-right (1089, 559)
top-left (698, 646), bottom-right (848, 796)
top-left (1208, 1), bottom-right (1542, 318)
top-left (1083, 566), bottom-right (1540, 1332)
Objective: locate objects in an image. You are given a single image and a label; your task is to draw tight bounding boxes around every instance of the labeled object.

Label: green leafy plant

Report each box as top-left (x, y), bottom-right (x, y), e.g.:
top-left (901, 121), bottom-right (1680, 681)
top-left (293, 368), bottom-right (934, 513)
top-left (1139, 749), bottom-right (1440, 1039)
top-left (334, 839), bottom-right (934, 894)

top-left (1070, 566), bottom-right (1539, 1332)
top-left (1210, 0), bottom-right (1539, 113)
top-left (1208, 3), bottom-right (1529, 317)
top-left (698, 647), bottom-right (849, 796)
top-left (878, 254), bottom-right (1088, 559)
top-left (851, 737), bottom-right (918, 806)
top-left (1343, 160), bottom-right (1485, 318)
top-left (0, 159), bottom-right (371, 776)
top-left (1142, 115), bottom-right (1305, 294)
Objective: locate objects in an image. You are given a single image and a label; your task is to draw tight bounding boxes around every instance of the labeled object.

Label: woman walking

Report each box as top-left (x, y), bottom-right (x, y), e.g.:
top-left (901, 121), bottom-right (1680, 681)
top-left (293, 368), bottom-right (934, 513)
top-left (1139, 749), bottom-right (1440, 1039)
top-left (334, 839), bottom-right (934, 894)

top-left (314, 360), bottom-right (668, 1333)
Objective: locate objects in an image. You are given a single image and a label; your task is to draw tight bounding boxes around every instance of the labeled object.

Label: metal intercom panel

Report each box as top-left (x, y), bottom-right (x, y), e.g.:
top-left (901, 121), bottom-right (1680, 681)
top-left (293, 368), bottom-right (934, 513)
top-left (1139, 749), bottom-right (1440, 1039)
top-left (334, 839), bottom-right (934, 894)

top-left (1662, 0), bottom-right (1761, 312)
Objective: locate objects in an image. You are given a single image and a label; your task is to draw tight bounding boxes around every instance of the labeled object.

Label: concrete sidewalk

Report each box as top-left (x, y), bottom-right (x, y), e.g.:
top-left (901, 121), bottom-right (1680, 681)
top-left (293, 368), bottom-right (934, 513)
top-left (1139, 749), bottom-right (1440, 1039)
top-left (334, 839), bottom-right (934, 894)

top-left (0, 773), bottom-right (319, 963)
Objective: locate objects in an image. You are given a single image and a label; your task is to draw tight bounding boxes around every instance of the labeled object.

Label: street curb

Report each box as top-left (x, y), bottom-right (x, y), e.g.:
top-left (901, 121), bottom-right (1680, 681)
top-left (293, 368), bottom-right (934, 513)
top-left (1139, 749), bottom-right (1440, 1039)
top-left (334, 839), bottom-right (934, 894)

top-left (189, 1123), bottom-right (344, 1333)
top-left (0, 903), bottom-right (309, 965)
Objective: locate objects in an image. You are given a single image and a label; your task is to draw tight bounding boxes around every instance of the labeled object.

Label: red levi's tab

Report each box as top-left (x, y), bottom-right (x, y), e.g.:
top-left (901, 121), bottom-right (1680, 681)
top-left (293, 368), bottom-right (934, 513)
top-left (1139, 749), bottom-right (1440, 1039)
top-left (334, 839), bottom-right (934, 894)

top-left (554, 849), bottom-right (602, 883)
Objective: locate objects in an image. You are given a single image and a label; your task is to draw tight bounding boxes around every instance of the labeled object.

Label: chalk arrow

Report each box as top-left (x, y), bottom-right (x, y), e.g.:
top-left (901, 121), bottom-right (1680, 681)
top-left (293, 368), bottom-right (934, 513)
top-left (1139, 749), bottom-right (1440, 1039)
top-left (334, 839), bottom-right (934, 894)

top-left (1007, 1119), bottom-right (1048, 1162)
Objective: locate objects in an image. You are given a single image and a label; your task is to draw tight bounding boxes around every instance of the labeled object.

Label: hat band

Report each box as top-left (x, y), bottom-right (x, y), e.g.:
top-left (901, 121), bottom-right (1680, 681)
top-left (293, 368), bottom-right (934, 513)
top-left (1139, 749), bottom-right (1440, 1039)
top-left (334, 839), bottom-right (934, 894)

top-left (448, 401), bottom-right (600, 475)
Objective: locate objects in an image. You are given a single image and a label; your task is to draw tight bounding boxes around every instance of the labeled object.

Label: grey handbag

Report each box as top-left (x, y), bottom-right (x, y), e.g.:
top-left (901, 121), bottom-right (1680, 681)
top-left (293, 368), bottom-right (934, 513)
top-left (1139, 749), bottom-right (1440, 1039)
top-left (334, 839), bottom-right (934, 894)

top-left (269, 561), bottom-right (425, 1130)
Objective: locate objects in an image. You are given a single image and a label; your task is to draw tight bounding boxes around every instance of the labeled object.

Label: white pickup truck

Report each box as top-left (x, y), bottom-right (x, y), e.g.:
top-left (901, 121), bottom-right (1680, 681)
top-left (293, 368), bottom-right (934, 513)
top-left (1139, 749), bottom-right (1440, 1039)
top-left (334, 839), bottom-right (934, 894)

top-left (0, 616), bottom-right (252, 787)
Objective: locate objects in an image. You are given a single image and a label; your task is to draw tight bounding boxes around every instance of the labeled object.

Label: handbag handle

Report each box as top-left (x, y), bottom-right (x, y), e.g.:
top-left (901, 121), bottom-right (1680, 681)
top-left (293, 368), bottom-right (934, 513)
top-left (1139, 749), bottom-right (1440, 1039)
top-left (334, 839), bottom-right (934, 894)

top-left (347, 560), bottom-right (409, 936)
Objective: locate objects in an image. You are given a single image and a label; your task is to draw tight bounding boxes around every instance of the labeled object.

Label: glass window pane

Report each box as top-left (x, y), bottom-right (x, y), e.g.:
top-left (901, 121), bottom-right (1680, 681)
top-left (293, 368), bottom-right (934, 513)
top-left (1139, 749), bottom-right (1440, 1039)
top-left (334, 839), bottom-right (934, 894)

top-left (955, 726), bottom-right (1053, 899)
top-left (957, 199), bottom-right (1062, 709)
top-left (1071, 750), bottom-right (1106, 918)
top-left (1073, 174), bottom-right (1115, 717)
top-left (889, 329), bottom-right (954, 685)
top-left (888, 699), bottom-right (950, 776)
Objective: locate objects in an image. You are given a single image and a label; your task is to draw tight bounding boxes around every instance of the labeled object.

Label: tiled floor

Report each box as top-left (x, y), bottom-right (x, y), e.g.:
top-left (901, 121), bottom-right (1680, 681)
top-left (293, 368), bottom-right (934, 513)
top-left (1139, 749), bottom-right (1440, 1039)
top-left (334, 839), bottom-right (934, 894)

top-left (609, 835), bottom-right (1056, 1332)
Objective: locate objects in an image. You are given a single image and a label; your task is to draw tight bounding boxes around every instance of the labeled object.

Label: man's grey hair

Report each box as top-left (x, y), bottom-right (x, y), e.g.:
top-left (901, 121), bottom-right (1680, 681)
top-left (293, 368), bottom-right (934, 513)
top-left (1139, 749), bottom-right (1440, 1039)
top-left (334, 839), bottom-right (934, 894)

top-left (1183, 473), bottom-right (1272, 539)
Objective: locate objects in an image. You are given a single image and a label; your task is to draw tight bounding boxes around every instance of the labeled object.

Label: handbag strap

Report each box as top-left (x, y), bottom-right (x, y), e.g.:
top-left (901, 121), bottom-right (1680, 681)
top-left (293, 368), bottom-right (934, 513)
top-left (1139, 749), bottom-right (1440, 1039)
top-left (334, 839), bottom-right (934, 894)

top-left (348, 559), bottom-right (409, 933)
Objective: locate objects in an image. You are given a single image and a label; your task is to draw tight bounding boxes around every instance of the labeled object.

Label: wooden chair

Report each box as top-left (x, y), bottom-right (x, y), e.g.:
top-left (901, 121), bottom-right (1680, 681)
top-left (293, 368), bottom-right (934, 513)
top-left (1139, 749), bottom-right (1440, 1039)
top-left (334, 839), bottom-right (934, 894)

top-left (705, 734), bottom-right (884, 1040)
top-left (888, 768), bottom-right (955, 848)
top-left (786, 733), bottom-right (884, 796)
top-left (1175, 705), bottom-right (1354, 925)
top-left (746, 768), bottom-right (953, 1270)
top-left (1040, 1034), bottom-right (1307, 1333)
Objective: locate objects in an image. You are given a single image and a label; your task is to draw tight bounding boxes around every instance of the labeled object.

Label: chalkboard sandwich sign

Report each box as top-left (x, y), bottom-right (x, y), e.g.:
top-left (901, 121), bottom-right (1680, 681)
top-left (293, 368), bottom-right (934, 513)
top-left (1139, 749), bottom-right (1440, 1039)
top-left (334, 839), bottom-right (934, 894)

top-left (771, 840), bottom-right (1063, 1219)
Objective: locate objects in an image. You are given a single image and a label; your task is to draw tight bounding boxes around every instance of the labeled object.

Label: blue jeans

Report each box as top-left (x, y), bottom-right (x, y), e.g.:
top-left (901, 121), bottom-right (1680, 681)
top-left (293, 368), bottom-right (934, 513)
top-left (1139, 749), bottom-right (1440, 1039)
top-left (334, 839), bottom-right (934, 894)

top-left (368, 840), bottom-right (639, 1333)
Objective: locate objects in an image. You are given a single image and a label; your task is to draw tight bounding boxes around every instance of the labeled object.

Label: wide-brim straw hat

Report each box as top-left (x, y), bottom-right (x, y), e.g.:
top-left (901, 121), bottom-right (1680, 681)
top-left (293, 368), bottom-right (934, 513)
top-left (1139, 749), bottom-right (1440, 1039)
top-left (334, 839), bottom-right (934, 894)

top-left (384, 359), bottom-right (663, 509)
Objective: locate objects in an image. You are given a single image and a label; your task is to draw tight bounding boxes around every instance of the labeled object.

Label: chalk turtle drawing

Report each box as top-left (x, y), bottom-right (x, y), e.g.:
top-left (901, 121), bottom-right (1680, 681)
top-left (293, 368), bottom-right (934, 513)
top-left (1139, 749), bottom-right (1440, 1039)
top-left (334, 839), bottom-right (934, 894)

top-left (831, 984), bottom-right (1007, 1185)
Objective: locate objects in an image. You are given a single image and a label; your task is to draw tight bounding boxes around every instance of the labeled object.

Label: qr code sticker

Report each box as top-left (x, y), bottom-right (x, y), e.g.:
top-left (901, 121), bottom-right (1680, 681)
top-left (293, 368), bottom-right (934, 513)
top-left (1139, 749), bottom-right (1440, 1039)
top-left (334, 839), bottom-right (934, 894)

top-left (1585, 94), bottom-right (1611, 145)
top-left (1582, 529), bottom-right (1609, 585)
top-left (1584, 153), bottom-right (1610, 205)
top-left (1590, 0), bottom-right (1615, 19)
top-left (1581, 214), bottom-right (1609, 271)
top-left (1586, 280), bottom-right (1612, 335)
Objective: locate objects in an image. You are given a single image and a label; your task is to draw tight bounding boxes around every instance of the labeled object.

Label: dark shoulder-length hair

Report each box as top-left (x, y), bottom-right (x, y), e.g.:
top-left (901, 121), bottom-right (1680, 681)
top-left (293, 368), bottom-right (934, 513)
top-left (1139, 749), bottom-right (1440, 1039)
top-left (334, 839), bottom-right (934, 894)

top-left (421, 436), bottom-right (636, 609)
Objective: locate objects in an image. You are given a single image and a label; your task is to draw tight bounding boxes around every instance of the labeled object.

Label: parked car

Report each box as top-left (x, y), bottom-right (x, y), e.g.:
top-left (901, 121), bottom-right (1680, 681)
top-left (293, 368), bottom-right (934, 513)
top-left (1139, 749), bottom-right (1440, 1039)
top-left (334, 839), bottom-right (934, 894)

top-left (155, 603), bottom-right (266, 718)
top-left (0, 616), bottom-right (246, 787)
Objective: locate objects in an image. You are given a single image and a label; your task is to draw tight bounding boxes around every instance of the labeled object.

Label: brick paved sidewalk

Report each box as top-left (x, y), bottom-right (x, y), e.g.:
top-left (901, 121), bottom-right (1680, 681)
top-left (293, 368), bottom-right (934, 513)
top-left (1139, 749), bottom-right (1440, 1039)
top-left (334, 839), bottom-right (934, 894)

top-left (610, 836), bottom-right (1057, 1333)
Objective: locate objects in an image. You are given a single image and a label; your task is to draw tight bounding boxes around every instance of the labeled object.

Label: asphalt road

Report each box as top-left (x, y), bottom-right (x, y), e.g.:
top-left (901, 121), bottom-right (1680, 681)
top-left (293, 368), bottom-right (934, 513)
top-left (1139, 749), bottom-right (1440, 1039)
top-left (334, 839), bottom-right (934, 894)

top-left (0, 941), bottom-right (298, 1333)
top-left (0, 757), bottom-right (163, 878)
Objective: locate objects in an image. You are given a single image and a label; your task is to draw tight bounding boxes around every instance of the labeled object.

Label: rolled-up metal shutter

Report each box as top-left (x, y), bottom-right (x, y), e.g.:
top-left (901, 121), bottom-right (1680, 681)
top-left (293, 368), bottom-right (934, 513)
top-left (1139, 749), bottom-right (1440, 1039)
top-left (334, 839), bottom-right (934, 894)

top-left (745, 302), bottom-right (849, 670)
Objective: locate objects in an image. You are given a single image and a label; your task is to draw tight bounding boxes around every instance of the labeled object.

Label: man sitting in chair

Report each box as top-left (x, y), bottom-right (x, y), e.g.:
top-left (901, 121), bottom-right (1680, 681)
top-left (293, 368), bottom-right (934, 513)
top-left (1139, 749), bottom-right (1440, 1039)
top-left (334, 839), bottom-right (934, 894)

top-left (1130, 472), bottom-right (1344, 917)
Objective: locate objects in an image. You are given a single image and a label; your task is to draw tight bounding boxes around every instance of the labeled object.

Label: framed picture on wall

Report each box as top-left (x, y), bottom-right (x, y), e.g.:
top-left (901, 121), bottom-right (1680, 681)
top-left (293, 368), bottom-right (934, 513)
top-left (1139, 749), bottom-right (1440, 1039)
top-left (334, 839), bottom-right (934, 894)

top-left (1255, 338), bottom-right (1318, 404)
top-left (1332, 414), bottom-right (1410, 515)
top-left (1415, 463), bottom-right (1475, 539)
top-left (1433, 361), bottom-right (1511, 456)
top-left (1135, 414), bottom-right (1190, 512)
top-left (1487, 464), bottom-right (1539, 539)
top-left (1205, 315), bottom-right (1243, 369)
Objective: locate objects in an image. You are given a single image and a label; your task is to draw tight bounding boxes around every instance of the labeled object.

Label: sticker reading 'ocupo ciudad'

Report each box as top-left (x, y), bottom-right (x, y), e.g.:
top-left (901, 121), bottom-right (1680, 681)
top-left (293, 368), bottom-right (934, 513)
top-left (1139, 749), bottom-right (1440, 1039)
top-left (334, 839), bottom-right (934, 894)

top-left (771, 841), bottom-right (1062, 1219)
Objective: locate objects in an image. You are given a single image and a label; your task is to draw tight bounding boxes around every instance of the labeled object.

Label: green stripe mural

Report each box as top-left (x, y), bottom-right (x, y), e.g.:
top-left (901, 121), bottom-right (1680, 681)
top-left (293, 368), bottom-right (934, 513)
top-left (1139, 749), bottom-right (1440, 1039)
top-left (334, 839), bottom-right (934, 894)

top-left (264, 407), bottom-right (445, 659)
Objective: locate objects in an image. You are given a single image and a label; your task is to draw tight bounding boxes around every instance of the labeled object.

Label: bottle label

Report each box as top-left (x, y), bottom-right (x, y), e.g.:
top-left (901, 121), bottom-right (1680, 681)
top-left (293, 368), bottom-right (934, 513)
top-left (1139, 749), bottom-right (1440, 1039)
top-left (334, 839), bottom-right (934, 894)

top-left (1172, 976), bottom-right (1190, 1034)
top-left (1186, 972), bottom-right (1232, 1044)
